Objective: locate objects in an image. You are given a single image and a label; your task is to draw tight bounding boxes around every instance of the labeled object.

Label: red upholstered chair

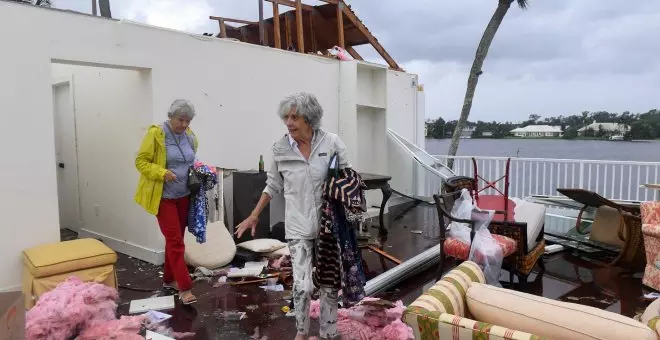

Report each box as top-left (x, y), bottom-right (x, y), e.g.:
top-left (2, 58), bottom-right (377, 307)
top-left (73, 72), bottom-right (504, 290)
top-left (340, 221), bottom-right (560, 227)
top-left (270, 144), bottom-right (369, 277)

top-left (641, 201), bottom-right (660, 291)
top-left (433, 190), bottom-right (517, 281)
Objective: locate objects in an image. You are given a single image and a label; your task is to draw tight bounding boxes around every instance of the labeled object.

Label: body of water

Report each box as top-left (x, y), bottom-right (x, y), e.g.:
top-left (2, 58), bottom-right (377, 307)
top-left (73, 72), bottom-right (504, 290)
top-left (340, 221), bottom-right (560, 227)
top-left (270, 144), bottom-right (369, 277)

top-left (425, 138), bottom-right (660, 162)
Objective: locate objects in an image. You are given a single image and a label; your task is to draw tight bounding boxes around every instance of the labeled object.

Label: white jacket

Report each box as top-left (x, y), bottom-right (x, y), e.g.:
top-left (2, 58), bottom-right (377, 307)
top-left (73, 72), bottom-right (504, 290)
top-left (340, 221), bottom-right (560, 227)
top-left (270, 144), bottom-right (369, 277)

top-left (263, 129), bottom-right (351, 239)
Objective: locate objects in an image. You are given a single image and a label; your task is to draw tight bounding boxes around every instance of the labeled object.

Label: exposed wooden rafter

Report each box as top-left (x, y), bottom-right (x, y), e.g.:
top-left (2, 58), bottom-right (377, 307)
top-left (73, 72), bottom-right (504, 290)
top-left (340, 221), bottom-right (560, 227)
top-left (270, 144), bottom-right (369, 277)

top-left (295, 0), bottom-right (304, 52)
top-left (272, 3), bottom-right (281, 48)
top-left (210, 16), bottom-right (257, 26)
top-left (264, 0), bottom-right (314, 11)
top-left (339, 1), bottom-right (401, 70)
top-left (209, 0), bottom-right (400, 70)
top-left (346, 46), bottom-right (363, 60)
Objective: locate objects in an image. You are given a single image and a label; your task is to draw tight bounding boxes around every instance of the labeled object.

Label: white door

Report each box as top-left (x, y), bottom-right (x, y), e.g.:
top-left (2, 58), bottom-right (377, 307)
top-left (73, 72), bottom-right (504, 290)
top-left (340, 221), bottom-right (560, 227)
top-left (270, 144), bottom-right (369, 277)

top-left (52, 79), bottom-right (81, 230)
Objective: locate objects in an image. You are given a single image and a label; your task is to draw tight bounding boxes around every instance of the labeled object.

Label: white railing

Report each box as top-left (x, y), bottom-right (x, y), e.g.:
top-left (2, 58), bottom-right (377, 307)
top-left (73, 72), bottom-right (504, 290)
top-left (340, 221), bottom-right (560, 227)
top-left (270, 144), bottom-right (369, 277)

top-left (418, 156), bottom-right (660, 202)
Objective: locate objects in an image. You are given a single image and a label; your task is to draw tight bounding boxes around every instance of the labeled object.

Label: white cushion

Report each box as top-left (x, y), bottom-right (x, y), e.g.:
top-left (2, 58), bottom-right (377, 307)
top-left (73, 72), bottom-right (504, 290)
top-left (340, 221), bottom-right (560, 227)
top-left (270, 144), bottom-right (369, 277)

top-left (513, 199), bottom-right (546, 250)
top-left (266, 246), bottom-right (290, 258)
top-left (184, 221), bottom-right (236, 269)
top-left (467, 283), bottom-right (656, 340)
top-left (237, 238), bottom-right (287, 253)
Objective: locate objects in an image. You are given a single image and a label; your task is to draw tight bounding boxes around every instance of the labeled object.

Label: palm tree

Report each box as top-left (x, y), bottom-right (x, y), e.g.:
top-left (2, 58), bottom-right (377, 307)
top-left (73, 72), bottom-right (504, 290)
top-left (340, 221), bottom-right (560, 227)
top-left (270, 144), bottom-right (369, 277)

top-left (446, 0), bottom-right (528, 169)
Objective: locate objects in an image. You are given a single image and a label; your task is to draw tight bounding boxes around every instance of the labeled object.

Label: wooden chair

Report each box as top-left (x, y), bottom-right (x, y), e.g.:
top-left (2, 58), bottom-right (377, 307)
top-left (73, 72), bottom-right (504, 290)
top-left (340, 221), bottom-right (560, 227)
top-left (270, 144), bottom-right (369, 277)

top-left (472, 157), bottom-right (512, 220)
top-left (433, 190), bottom-right (517, 281)
top-left (433, 190), bottom-right (546, 286)
top-left (557, 188), bottom-right (645, 270)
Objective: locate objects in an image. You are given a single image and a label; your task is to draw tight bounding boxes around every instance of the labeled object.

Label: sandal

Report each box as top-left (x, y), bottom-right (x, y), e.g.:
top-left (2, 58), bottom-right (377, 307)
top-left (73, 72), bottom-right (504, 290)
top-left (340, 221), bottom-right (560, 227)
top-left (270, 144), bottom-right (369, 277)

top-left (162, 282), bottom-right (179, 291)
top-left (179, 291), bottom-right (197, 305)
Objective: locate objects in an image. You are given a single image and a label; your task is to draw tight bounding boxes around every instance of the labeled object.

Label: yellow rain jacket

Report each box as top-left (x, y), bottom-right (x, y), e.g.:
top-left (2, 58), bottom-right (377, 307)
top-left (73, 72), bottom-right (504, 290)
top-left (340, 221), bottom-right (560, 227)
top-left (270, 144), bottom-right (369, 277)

top-left (134, 125), bottom-right (198, 215)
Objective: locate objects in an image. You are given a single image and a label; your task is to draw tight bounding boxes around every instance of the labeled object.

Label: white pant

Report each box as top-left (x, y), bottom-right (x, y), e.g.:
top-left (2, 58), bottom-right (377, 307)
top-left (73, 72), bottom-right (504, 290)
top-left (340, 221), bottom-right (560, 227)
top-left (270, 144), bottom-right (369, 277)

top-left (288, 239), bottom-right (338, 338)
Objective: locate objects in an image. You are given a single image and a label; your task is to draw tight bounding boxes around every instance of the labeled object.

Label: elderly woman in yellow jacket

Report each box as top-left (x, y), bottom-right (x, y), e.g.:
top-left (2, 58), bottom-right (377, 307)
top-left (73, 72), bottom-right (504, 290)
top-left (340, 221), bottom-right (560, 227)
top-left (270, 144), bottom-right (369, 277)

top-left (134, 99), bottom-right (198, 305)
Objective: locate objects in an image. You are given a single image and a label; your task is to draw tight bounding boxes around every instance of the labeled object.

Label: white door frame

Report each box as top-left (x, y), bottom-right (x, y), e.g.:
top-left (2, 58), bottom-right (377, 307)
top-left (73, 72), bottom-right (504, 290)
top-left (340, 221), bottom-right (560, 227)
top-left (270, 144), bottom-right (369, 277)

top-left (52, 76), bottom-right (83, 230)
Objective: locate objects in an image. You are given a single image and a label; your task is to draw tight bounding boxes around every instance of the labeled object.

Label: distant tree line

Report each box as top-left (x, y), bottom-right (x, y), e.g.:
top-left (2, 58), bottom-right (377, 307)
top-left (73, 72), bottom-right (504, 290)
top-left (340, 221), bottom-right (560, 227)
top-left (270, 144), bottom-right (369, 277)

top-left (426, 109), bottom-right (660, 140)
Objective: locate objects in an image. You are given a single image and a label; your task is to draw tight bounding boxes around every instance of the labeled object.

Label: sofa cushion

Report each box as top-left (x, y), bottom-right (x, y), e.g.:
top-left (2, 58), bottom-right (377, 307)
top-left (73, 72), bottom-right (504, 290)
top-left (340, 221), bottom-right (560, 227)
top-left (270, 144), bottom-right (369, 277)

top-left (444, 234), bottom-right (517, 260)
top-left (236, 238), bottom-right (286, 253)
top-left (466, 283), bottom-right (657, 340)
top-left (512, 198), bottom-right (546, 250)
top-left (406, 261), bottom-right (485, 318)
top-left (641, 299), bottom-right (660, 325)
top-left (23, 238), bottom-right (117, 278)
top-left (184, 221), bottom-right (236, 269)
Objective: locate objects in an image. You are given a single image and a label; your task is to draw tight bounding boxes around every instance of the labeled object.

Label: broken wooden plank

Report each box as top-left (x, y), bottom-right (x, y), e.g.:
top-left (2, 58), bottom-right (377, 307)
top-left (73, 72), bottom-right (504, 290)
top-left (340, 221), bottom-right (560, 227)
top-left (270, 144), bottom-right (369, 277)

top-left (336, 2), bottom-right (344, 48)
top-left (346, 46), bottom-right (363, 60)
top-left (273, 3), bottom-right (281, 48)
top-left (209, 16), bottom-right (257, 26)
top-left (285, 12), bottom-right (292, 50)
top-left (218, 19), bottom-right (227, 38)
top-left (295, 0), bottom-right (304, 52)
top-left (259, 0), bottom-right (265, 45)
top-left (308, 11), bottom-right (317, 52)
top-left (339, 1), bottom-right (401, 70)
top-left (264, 0), bottom-right (314, 11)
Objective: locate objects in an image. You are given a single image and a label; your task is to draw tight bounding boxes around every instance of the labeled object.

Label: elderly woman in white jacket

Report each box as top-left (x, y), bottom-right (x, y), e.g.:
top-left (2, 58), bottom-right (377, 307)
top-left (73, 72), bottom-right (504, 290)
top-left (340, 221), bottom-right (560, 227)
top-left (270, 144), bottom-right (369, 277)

top-left (235, 92), bottom-right (350, 340)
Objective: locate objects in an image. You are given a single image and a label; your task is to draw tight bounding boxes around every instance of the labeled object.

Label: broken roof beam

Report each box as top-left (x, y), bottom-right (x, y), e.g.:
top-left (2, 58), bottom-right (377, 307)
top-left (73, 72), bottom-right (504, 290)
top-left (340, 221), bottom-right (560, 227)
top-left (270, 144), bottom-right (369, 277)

top-left (346, 46), bottom-right (363, 60)
top-left (272, 3), bottom-right (282, 48)
top-left (295, 0), bottom-right (304, 52)
top-left (264, 0), bottom-right (314, 11)
top-left (336, 2), bottom-right (344, 48)
top-left (339, 1), bottom-right (401, 70)
top-left (209, 16), bottom-right (258, 26)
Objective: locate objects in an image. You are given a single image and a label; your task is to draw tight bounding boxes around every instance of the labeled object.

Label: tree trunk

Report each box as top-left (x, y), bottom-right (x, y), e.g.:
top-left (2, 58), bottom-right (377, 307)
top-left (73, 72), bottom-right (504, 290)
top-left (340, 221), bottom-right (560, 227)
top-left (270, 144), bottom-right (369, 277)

top-left (446, 0), bottom-right (513, 170)
top-left (98, 0), bottom-right (112, 18)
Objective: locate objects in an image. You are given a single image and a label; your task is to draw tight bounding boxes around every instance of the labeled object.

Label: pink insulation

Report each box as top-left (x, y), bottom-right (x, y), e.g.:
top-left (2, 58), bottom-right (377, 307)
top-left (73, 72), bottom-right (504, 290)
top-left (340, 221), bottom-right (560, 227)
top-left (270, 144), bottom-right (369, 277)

top-left (77, 315), bottom-right (147, 340)
top-left (308, 297), bottom-right (413, 340)
top-left (26, 276), bottom-right (120, 340)
top-left (26, 276), bottom-right (195, 340)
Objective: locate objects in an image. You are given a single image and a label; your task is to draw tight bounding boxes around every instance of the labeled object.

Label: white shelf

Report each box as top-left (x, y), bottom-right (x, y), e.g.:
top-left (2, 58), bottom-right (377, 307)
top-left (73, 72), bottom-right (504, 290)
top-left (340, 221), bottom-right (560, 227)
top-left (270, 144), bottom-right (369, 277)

top-left (356, 102), bottom-right (386, 110)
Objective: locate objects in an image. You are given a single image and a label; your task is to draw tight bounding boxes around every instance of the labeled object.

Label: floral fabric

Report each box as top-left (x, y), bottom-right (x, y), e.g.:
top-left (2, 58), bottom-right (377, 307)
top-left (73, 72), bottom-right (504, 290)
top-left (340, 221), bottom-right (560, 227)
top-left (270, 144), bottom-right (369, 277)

top-left (444, 234), bottom-right (517, 260)
top-left (187, 161), bottom-right (218, 243)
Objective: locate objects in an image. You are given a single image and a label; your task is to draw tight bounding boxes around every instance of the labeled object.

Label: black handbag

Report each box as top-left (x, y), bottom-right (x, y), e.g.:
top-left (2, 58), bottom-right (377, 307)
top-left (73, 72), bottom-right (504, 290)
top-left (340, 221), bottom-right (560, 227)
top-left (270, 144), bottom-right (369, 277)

top-left (165, 124), bottom-right (202, 194)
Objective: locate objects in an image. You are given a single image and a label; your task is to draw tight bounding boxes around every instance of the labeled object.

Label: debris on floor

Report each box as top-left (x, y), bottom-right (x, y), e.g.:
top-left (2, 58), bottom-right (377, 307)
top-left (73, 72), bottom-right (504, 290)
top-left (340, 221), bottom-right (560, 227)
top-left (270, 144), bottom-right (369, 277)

top-left (214, 310), bottom-right (247, 320)
top-left (129, 295), bottom-right (175, 314)
top-left (309, 297), bottom-right (414, 340)
top-left (25, 276), bottom-right (195, 340)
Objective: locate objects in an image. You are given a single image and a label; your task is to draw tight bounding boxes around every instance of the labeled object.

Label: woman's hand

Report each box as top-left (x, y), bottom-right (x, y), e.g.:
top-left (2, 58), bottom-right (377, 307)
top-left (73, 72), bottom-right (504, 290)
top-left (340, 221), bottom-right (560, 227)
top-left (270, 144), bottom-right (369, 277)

top-left (164, 170), bottom-right (177, 182)
top-left (235, 215), bottom-right (258, 238)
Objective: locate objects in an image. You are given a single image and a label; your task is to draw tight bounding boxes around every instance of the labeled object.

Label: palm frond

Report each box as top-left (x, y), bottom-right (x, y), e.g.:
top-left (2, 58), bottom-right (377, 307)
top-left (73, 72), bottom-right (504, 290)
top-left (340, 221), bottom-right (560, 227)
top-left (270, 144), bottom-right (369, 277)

top-left (516, 0), bottom-right (529, 9)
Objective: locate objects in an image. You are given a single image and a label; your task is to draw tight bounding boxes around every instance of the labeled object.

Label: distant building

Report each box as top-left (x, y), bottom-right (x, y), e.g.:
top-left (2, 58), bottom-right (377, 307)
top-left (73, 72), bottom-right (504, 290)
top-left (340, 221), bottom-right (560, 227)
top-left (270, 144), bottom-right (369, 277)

top-left (510, 125), bottom-right (563, 138)
top-left (577, 121), bottom-right (630, 136)
top-left (460, 126), bottom-right (476, 138)
top-left (481, 131), bottom-right (493, 137)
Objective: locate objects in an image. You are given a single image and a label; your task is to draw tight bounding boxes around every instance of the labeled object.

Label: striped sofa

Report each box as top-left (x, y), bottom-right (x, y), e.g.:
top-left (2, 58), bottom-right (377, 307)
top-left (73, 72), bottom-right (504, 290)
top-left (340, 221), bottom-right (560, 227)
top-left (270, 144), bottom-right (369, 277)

top-left (403, 261), bottom-right (543, 340)
top-left (403, 261), bottom-right (660, 340)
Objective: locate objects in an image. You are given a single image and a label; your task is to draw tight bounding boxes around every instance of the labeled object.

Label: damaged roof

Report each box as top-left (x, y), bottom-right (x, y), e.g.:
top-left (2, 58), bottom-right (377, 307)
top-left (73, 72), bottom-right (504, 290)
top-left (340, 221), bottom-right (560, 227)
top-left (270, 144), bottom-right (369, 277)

top-left (210, 0), bottom-right (401, 71)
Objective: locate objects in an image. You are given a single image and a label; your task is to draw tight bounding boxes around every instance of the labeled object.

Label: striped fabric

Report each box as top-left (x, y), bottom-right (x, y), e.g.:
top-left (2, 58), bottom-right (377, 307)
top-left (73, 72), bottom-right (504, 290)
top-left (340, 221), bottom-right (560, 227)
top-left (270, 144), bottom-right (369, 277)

top-left (647, 316), bottom-right (660, 336)
top-left (404, 261), bottom-right (546, 340)
top-left (313, 167), bottom-right (367, 296)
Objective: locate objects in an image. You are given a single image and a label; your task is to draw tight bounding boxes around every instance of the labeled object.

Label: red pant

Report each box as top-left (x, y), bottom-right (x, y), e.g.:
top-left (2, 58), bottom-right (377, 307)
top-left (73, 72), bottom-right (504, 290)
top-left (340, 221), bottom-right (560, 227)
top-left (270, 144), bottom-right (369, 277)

top-left (157, 196), bottom-right (192, 291)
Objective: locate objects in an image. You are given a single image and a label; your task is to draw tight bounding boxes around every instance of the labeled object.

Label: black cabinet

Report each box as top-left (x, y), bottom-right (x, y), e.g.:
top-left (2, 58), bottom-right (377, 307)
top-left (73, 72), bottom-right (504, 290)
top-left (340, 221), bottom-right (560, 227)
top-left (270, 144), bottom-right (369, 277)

top-left (232, 170), bottom-right (270, 243)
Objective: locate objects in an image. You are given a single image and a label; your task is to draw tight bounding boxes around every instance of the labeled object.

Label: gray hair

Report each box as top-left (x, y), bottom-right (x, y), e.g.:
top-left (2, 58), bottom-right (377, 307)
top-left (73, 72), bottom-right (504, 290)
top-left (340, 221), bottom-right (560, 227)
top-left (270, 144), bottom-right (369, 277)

top-left (278, 93), bottom-right (323, 130)
top-left (167, 99), bottom-right (196, 119)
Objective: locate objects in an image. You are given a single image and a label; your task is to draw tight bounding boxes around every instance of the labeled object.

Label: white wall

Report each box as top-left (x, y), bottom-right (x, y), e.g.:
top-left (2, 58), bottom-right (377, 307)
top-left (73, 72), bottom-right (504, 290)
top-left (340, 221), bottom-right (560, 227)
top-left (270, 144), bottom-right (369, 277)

top-left (386, 71), bottom-right (419, 197)
top-left (0, 2), bottom-right (422, 290)
top-left (50, 64), bottom-right (161, 257)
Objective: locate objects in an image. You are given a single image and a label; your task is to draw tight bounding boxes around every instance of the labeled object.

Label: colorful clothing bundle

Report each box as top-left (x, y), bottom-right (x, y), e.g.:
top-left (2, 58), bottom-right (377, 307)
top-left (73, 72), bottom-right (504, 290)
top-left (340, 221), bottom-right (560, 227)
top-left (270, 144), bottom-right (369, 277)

top-left (313, 164), bottom-right (367, 307)
top-left (187, 161), bottom-right (218, 243)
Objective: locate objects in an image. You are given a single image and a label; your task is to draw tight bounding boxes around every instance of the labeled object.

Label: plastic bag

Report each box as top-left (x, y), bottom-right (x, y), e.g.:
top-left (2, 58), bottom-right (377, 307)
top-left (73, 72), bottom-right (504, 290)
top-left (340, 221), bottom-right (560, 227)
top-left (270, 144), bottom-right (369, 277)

top-left (468, 210), bottom-right (502, 287)
top-left (447, 189), bottom-right (474, 243)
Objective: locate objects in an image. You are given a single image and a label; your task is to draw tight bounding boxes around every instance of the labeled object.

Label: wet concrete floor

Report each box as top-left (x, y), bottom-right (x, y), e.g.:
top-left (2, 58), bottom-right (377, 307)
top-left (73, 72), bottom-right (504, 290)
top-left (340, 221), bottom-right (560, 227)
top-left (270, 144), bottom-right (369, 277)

top-left (61, 204), bottom-right (654, 339)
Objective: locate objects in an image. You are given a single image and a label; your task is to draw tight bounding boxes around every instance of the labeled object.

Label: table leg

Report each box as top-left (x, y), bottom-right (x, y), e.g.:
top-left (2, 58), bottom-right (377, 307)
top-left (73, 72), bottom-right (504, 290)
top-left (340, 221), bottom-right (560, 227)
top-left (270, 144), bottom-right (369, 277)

top-left (378, 184), bottom-right (393, 239)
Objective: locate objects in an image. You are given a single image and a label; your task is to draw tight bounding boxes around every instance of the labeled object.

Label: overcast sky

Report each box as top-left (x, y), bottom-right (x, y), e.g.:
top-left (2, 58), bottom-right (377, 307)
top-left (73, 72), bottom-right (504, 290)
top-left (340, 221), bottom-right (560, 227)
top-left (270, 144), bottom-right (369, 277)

top-left (53, 0), bottom-right (660, 122)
